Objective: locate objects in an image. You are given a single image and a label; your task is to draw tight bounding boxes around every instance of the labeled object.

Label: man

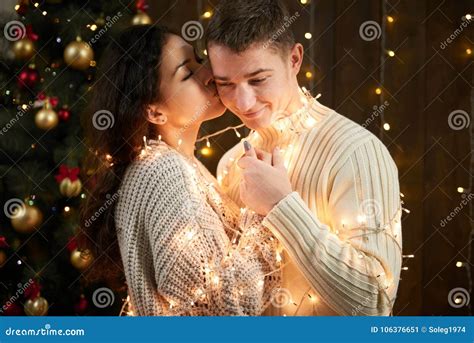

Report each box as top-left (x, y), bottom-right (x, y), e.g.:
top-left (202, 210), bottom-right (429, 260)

top-left (206, 0), bottom-right (403, 316)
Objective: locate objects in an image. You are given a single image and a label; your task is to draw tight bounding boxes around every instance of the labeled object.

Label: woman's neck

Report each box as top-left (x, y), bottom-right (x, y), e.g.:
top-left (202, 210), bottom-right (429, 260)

top-left (158, 124), bottom-right (199, 160)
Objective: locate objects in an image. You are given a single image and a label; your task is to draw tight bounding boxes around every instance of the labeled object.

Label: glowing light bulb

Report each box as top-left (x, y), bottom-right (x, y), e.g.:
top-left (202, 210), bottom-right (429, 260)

top-left (456, 261), bottom-right (464, 268)
top-left (383, 123), bottom-right (391, 131)
top-left (305, 71), bottom-right (313, 79)
top-left (387, 15), bottom-right (394, 23)
top-left (201, 147), bottom-right (212, 156)
top-left (202, 11), bottom-right (212, 19)
top-left (466, 48), bottom-right (472, 55)
top-left (304, 32), bottom-right (312, 39)
top-left (387, 50), bottom-right (395, 57)
top-left (457, 187), bottom-right (465, 193)
top-left (375, 87), bottom-right (382, 95)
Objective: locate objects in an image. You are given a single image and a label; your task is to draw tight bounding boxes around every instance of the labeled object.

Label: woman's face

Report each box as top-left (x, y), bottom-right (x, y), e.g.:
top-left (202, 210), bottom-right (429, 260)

top-left (156, 34), bottom-right (225, 129)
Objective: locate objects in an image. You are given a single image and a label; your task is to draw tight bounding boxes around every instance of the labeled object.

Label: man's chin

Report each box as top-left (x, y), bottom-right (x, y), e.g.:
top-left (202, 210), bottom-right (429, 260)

top-left (240, 117), bottom-right (272, 131)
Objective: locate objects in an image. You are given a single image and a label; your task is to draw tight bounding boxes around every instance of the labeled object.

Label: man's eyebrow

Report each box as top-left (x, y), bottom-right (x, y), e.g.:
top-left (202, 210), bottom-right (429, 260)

top-left (214, 68), bottom-right (273, 81)
top-left (173, 58), bottom-right (191, 76)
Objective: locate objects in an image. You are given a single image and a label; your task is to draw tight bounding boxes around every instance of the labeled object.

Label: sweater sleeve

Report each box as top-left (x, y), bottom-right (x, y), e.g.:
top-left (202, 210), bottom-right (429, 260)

top-left (144, 152), bottom-right (281, 316)
top-left (262, 138), bottom-right (403, 316)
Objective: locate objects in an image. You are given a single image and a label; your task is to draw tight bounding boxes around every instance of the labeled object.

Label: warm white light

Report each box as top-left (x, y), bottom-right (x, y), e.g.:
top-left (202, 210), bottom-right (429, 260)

top-left (387, 50), bottom-right (395, 57)
top-left (383, 123), bottom-right (391, 131)
top-left (457, 187), bottom-right (465, 193)
top-left (456, 261), bottom-right (464, 267)
top-left (64, 206), bottom-right (70, 212)
top-left (465, 14), bottom-right (472, 20)
top-left (304, 32), bottom-right (312, 39)
top-left (202, 11), bottom-right (212, 19)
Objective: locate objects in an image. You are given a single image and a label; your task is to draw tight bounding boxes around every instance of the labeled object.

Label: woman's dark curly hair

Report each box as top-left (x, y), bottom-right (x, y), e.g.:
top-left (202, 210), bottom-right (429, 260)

top-left (79, 25), bottom-right (172, 289)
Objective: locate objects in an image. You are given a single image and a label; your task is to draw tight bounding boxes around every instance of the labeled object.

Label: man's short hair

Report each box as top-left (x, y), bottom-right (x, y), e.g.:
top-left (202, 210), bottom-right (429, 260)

top-left (206, 0), bottom-right (298, 56)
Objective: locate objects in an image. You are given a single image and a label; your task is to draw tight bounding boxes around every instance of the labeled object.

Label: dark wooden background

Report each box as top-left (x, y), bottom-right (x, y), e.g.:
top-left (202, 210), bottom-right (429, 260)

top-left (147, 0), bottom-right (473, 316)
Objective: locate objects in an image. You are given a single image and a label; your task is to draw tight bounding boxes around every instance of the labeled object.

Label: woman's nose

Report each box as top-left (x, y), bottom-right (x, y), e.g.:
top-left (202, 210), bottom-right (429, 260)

top-left (196, 63), bottom-right (214, 87)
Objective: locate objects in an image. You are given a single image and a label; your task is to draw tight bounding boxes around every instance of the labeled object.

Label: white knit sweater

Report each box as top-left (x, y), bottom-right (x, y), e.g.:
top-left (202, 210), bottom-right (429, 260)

top-left (217, 95), bottom-right (403, 316)
top-left (115, 142), bottom-right (281, 316)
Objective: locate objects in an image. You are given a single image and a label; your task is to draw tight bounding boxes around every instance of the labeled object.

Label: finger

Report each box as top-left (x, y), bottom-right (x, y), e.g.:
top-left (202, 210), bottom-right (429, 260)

top-left (237, 156), bottom-right (257, 169)
top-left (272, 146), bottom-right (285, 169)
top-left (243, 141), bottom-right (257, 158)
top-left (239, 181), bottom-right (247, 203)
top-left (254, 147), bottom-right (272, 165)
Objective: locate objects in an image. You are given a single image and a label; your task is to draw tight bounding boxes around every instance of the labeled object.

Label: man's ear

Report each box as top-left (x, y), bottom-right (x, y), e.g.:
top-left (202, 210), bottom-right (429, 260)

top-left (289, 43), bottom-right (304, 75)
top-left (145, 104), bottom-right (167, 125)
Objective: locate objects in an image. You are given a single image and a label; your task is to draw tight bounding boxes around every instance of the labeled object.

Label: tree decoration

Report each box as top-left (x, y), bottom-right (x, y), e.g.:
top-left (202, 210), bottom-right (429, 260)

top-left (55, 164), bottom-right (82, 197)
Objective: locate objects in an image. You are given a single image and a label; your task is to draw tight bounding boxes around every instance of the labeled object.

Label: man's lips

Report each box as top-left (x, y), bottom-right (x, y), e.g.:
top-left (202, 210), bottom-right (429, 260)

top-left (242, 107), bottom-right (265, 118)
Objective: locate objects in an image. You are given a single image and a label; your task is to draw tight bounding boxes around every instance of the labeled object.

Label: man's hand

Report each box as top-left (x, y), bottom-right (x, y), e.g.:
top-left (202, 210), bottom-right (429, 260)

top-left (238, 141), bottom-right (293, 216)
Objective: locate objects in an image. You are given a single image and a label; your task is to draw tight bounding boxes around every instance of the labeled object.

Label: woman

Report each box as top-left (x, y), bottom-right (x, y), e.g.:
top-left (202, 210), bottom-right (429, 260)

top-left (79, 25), bottom-right (281, 316)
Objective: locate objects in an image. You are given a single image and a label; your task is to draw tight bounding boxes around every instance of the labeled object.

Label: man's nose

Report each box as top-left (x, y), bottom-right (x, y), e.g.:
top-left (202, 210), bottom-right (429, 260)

top-left (234, 86), bottom-right (256, 113)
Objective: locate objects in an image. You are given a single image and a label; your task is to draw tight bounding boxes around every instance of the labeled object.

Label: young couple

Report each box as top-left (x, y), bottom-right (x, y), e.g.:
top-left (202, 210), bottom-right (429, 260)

top-left (80, 0), bottom-right (403, 316)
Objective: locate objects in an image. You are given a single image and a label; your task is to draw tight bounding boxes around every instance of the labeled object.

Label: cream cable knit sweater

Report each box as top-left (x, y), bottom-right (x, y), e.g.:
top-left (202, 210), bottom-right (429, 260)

top-left (115, 142), bottom-right (281, 316)
top-left (217, 94), bottom-right (403, 316)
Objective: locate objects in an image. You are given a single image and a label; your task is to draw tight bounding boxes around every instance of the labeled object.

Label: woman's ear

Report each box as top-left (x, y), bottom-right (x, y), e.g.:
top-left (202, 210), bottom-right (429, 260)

top-left (289, 43), bottom-right (304, 75)
top-left (146, 105), bottom-right (167, 125)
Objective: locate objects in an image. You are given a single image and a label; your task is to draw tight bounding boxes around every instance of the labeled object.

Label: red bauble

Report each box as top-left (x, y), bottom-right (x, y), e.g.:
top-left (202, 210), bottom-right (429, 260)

top-left (17, 68), bottom-right (39, 89)
top-left (74, 295), bottom-right (89, 315)
top-left (3, 302), bottom-right (24, 316)
top-left (58, 107), bottom-right (71, 121)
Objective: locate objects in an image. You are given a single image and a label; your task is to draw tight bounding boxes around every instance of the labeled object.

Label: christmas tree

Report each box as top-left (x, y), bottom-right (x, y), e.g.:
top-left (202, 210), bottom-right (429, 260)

top-left (0, 0), bottom-right (153, 316)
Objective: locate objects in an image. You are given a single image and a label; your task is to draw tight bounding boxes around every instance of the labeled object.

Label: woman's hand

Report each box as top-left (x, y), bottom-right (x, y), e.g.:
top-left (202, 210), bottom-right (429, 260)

top-left (238, 141), bottom-right (293, 216)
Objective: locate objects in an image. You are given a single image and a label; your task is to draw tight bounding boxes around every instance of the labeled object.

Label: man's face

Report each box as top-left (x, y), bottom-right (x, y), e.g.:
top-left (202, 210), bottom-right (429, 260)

top-left (208, 43), bottom-right (298, 130)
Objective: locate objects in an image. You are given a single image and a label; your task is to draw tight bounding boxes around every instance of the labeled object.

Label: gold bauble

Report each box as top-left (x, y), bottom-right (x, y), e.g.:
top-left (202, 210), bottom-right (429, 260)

top-left (59, 178), bottom-right (82, 197)
top-left (12, 38), bottom-right (35, 60)
top-left (24, 296), bottom-right (49, 316)
top-left (11, 205), bottom-right (43, 234)
top-left (35, 104), bottom-right (58, 130)
top-left (70, 249), bottom-right (93, 271)
top-left (64, 41), bottom-right (94, 70)
top-left (131, 11), bottom-right (152, 25)
top-left (0, 250), bottom-right (6, 267)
